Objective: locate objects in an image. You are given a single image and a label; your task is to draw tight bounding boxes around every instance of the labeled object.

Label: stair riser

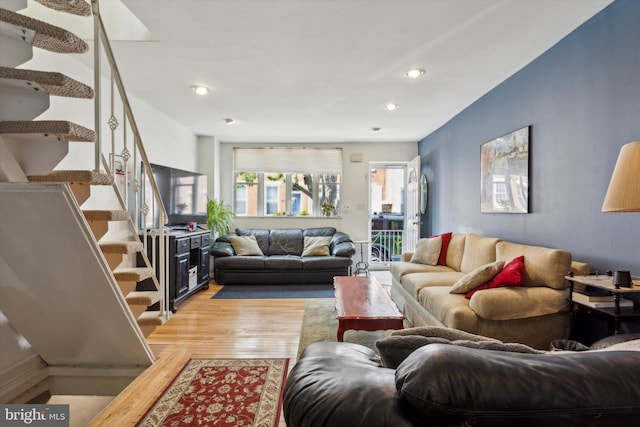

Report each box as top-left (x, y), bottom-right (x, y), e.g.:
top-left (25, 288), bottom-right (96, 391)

top-left (103, 253), bottom-right (124, 270)
top-left (0, 28), bottom-right (34, 68)
top-left (68, 183), bottom-right (90, 205)
top-left (117, 281), bottom-right (136, 296)
top-left (0, 84), bottom-right (50, 121)
top-left (129, 305), bottom-right (147, 319)
top-left (139, 325), bottom-right (156, 338)
top-left (87, 220), bottom-right (108, 241)
top-left (3, 135), bottom-right (68, 175)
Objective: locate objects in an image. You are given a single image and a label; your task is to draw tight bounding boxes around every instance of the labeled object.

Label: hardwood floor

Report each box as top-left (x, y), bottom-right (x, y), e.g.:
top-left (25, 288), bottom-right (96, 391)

top-left (88, 284), bottom-right (306, 426)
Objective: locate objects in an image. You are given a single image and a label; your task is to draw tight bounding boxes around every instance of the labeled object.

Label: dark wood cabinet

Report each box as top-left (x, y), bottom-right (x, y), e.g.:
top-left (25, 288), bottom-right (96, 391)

top-left (138, 229), bottom-right (210, 312)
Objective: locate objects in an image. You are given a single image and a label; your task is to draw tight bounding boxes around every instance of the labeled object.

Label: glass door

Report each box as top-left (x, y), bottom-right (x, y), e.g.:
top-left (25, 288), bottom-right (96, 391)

top-left (369, 163), bottom-right (406, 268)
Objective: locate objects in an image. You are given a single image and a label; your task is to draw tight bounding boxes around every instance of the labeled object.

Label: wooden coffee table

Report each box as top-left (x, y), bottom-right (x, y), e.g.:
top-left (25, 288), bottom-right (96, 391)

top-left (333, 275), bottom-right (404, 341)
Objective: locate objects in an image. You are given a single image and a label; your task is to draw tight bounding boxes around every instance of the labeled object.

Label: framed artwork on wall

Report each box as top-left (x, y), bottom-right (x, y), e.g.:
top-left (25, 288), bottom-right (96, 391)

top-left (480, 126), bottom-right (529, 213)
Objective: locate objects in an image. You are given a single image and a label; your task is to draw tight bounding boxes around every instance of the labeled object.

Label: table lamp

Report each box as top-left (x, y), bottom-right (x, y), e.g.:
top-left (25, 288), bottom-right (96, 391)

top-left (602, 141), bottom-right (639, 288)
top-left (602, 141), bottom-right (640, 212)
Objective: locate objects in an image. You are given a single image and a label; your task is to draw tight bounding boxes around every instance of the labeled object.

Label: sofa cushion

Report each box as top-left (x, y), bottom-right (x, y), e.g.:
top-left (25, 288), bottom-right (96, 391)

top-left (264, 255), bottom-right (303, 270)
top-left (417, 287), bottom-right (478, 333)
top-left (236, 228), bottom-right (270, 254)
top-left (496, 241), bottom-right (571, 289)
top-left (214, 255), bottom-right (266, 270)
top-left (459, 234), bottom-right (500, 274)
top-left (469, 286), bottom-right (568, 320)
top-left (269, 228), bottom-right (303, 255)
top-left (410, 236), bottom-right (442, 265)
top-left (302, 256), bottom-right (352, 269)
top-left (301, 236), bottom-right (331, 257)
top-left (465, 256), bottom-right (526, 298)
top-left (445, 233), bottom-right (466, 271)
top-left (303, 227), bottom-right (336, 237)
top-left (401, 271), bottom-right (462, 299)
top-left (228, 235), bottom-right (265, 256)
top-left (450, 260), bottom-right (505, 294)
top-left (391, 261), bottom-right (454, 282)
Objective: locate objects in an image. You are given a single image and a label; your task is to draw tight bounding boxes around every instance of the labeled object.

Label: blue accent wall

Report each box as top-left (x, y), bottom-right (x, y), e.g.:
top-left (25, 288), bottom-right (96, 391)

top-left (419, 0), bottom-right (639, 276)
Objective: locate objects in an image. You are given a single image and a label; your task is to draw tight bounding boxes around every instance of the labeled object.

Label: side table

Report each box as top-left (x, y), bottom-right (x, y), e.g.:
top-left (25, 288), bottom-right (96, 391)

top-left (565, 273), bottom-right (640, 335)
top-left (352, 240), bottom-right (371, 276)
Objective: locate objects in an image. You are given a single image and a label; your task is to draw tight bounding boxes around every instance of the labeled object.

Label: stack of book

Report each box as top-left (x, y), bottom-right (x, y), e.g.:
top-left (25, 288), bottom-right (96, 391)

top-left (572, 289), bottom-right (633, 308)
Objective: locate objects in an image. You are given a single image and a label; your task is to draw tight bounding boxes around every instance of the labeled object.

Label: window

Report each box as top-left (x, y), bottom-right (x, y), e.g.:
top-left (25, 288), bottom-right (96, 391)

top-left (233, 148), bottom-right (342, 217)
top-left (235, 185), bottom-right (247, 215)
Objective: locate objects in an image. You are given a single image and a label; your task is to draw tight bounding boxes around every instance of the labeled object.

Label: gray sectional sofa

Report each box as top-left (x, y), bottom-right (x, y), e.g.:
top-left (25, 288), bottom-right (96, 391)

top-left (211, 227), bottom-right (356, 285)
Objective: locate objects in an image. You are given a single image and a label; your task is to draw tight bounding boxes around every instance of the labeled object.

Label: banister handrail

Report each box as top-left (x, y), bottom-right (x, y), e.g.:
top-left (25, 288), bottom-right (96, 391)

top-left (92, 6), bottom-right (167, 222)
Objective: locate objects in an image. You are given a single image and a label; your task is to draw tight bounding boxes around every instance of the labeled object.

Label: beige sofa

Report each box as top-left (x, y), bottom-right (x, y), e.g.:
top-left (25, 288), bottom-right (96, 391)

top-left (390, 233), bottom-right (590, 349)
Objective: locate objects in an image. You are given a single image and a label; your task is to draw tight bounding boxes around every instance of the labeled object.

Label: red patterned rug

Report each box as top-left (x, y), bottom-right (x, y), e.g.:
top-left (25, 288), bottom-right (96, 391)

top-left (136, 358), bottom-right (289, 427)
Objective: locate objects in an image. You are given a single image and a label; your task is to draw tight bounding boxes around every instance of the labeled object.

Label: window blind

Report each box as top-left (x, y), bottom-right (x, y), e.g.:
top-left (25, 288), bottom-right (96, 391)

top-left (233, 147), bottom-right (343, 174)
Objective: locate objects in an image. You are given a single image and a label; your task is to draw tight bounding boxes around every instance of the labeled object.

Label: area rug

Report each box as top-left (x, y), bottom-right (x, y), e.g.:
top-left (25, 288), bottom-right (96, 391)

top-left (212, 284), bottom-right (335, 299)
top-left (136, 358), bottom-right (289, 427)
top-left (296, 298), bottom-right (391, 360)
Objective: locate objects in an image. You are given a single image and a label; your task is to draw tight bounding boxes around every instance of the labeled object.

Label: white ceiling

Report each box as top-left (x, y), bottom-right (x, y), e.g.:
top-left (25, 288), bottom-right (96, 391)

top-left (30, 0), bottom-right (615, 143)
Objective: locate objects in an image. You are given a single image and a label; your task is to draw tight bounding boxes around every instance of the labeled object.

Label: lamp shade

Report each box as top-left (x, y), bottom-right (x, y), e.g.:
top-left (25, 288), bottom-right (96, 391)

top-left (602, 141), bottom-right (640, 212)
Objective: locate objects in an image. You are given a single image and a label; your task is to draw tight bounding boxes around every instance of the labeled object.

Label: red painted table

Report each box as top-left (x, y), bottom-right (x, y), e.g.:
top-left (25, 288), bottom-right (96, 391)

top-left (333, 275), bottom-right (404, 341)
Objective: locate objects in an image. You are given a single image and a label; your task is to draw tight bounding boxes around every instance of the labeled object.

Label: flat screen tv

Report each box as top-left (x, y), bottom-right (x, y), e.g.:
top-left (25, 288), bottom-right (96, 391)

top-left (140, 163), bottom-right (208, 229)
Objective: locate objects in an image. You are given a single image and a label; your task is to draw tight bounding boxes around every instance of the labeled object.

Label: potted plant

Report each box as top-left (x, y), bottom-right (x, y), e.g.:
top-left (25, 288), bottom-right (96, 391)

top-left (207, 199), bottom-right (235, 238)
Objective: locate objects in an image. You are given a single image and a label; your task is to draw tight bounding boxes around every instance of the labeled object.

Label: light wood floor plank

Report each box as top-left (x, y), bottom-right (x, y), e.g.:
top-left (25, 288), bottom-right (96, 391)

top-left (88, 284), bottom-right (306, 426)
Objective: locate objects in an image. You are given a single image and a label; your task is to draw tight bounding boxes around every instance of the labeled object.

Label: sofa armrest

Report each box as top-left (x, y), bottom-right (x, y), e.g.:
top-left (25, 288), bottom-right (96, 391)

top-left (331, 232), bottom-right (356, 257)
top-left (570, 260), bottom-right (591, 276)
top-left (284, 342), bottom-right (415, 427)
top-left (211, 240), bottom-right (235, 257)
top-left (401, 252), bottom-right (413, 262)
top-left (468, 286), bottom-right (568, 320)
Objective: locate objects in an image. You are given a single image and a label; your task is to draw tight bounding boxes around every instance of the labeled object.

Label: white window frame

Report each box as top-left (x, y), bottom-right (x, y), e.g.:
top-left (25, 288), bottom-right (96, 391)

top-left (233, 147), bottom-right (342, 217)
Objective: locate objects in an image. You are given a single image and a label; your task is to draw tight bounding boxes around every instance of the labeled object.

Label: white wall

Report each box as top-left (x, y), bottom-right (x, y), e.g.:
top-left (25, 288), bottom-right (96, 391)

top-left (218, 142), bottom-right (418, 243)
top-left (25, 50), bottom-right (199, 173)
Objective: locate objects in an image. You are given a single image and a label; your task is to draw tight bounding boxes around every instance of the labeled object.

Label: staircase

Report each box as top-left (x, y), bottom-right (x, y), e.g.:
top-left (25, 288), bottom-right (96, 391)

top-left (0, 0), bottom-right (170, 402)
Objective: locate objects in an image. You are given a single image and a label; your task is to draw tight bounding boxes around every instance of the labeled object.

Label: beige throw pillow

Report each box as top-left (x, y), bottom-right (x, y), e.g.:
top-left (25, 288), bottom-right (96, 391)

top-left (301, 236), bottom-right (332, 257)
top-left (449, 260), bottom-right (505, 294)
top-left (410, 236), bottom-right (442, 265)
top-left (229, 235), bottom-right (264, 256)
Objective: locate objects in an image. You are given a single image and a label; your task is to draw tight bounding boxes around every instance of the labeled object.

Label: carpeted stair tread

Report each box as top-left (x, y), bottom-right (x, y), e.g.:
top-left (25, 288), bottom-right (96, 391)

top-left (0, 8), bottom-right (88, 54)
top-left (99, 240), bottom-right (143, 255)
top-left (34, 0), bottom-right (91, 17)
top-left (126, 291), bottom-right (161, 306)
top-left (0, 120), bottom-right (96, 142)
top-left (113, 267), bottom-right (154, 282)
top-left (137, 311), bottom-right (167, 326)
top-left (28, 170), bottom-right (113, 185)
top-left (84, 209), bottom-right (130, 222)
top-left (0, 66), bottom-right (94, 99)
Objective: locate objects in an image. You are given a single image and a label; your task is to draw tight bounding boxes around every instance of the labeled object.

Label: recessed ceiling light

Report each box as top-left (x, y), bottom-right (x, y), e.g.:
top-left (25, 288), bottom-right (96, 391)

top-left (224, 118), bottom-right (236, 125)
top-left (404, 68), bottom-right (426, 78)
top-left (192, 85), bottom-right (209, 95)
top-left (384, 103), bottom-right (398, 111)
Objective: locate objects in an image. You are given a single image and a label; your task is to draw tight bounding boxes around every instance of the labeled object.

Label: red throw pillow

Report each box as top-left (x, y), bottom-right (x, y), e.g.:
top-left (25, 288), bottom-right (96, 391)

top-left (430, 232), bottom-right (452, 266)
top-left (465, 256), bottom-right (526, 299)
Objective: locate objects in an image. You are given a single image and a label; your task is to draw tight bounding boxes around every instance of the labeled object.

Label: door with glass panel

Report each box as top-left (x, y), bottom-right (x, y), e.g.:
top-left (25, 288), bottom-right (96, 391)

top-left (369, 163), bottom-right (406, 268)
